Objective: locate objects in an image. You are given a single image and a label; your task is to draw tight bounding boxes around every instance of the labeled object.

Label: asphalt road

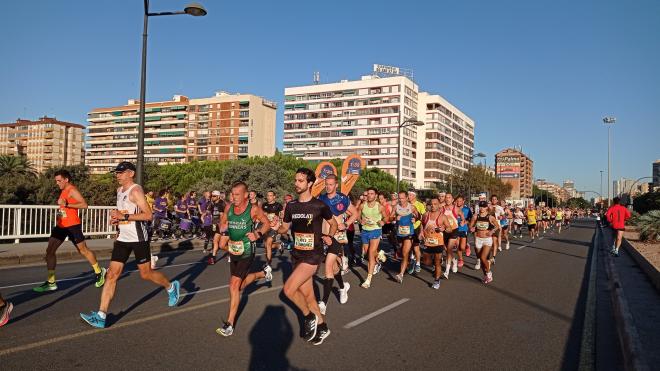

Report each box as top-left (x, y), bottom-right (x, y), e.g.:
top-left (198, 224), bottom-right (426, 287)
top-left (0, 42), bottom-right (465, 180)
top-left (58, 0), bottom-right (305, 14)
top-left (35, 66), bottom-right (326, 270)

top-left (0, 220), bottom-right (599, 370)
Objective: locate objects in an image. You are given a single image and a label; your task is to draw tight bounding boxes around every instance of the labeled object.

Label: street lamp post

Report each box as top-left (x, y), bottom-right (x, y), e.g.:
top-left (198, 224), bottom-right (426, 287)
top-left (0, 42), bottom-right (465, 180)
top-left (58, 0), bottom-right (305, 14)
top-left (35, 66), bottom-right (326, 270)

top-left (396, 118), bottom-right (424, 193)
top-left (602, 116), bottom-right (616, 208)
top-left (135, 1), bottom-right (207, 185)
top-left (599, 170), bottom-right (604, 208)
top-left (467, 152), bottom-right (486, 199)
top-left (627, 176), bottom-right (652, 209)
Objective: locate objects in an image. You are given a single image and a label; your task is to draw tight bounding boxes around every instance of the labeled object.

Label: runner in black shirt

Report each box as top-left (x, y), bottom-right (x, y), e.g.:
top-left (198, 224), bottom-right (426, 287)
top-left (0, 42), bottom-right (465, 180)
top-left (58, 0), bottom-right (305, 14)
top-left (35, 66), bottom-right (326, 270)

top-left (209, 190), bottom-right (226, 264)
top-left (262, 191), bottom-right (284, 269)
top-left (278, 168), bottom-right (337, 346)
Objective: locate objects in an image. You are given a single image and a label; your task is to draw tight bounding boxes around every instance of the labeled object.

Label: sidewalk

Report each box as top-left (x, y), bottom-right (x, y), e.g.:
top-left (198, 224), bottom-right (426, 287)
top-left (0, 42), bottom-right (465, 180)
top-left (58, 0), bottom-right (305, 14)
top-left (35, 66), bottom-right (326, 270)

top-left (0, 237), bottom-right (208, 267)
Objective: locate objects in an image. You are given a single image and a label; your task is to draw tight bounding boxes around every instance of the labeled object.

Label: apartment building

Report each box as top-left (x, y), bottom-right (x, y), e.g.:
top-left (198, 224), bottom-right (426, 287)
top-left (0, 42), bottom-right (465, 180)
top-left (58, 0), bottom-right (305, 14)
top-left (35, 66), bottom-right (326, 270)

top-left (86, 92), bottom-right (276, 174)
top-left (0, 116), bottom-right (84, 173)
top-left (282, 72), bottom-right (474, 189)
top-left (495, 148), bottom-right (534, 199)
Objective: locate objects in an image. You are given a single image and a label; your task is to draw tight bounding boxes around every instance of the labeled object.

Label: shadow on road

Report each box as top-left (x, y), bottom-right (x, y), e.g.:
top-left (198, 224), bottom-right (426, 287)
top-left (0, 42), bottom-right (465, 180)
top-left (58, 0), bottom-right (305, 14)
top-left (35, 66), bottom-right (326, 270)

top-left (248, 305), bottom-right (307, 371)
top-left (528, 245), bottom-right (587, 260)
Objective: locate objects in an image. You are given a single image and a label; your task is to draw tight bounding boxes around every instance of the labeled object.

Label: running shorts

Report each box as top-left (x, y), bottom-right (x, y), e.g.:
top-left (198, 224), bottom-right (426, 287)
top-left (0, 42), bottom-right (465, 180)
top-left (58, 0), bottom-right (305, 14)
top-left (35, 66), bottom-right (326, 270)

top-left (475, 237), bottom-right (493, 250)
top-left (396, 235), bottom-right (416, 243)
top-left (324, 237), bottom-right (343, 256)
top-left (360, 229), bottom-right (382, 244)
top-left (265, 229), bottom-right (278, 239)
top-left (382, 223), bottom-right (395, 235)
top-left (424, 245), bottom-right (445, 254)
top-left (50, 224), bottom-right (85, 245)
top-left (501, 224), bottom-right (509, 230)
top-left (111, 240), bottom-right (151, 265)
top-left (528, 223), bottom-right (536, 230)
top-left (457, 230), bottom-right (468, 238)
top-left (291, 250), bottom-right (323, 266)
top-left (230, 255), bottom-right (255, 279)
top-left (443, 230), bottom-right (458, 246)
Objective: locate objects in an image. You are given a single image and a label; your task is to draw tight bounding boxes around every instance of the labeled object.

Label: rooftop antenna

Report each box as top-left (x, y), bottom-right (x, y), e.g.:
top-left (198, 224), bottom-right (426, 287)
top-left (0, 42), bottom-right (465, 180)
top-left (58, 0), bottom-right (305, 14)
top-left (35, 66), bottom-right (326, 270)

top-left (313, 71), bottom-right (320, 85)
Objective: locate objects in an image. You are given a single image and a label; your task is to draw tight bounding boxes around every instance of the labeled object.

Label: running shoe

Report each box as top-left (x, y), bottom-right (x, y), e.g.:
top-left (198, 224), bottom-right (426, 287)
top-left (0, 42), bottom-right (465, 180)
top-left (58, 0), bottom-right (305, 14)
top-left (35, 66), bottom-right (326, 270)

top-left (341, 255), bottom-right (349, 274)
top-left (474, 261), bottom-right (481, 270)
top-left (498, 246), bottom-right (502, 252)
top-left (506, 242), bottom-right (510, 250)
top-left (151, 255), bottom-right (159, 269)
top-left (395, 273), bottom-right (403, 284)
top-left (377, 250), bottom-right (387, 263)
top-left (452, 258), bottom-right (458, 273)
top-left (80, 311), bottom-right (106, 329)
top-left (415, 263), bottom-right (421, 273)
top-left (490, 257), bottom-right (496, 265)
top-left (483, 272), bottom-right (493, 284)
top-left (432, 280), bottom-right (440, 290)
top-left (531, 238), bottom-right (535, 243)
top-left (466, 244), bottom-right (471, 257)
top-left (339, 282), bottom-right (350, 304)
top-left (361, 279), bottom-right (371, 289)
top-left (33, 281), bottom-right (57, 293)
top-left (303, 313), bottom-right (318, 341)
top-left (443, 269), bottom-right (450, 280)
top-left (312, 323), bottom-right (330, 345)
top-left (263, 265), bottom-right (273, 282)
top-left (373, 262), bottom-right (381, 275)
top-left (207, 256), bottom-right (215, 265)
top-left (0, 302), bottom-right (13, 327)
top-left (407, 259), bottom-right (415, 275)
top-left (318, 301), bottom-right (327, 315)
top-left (167, 280), bottom-right (180, 307)
top-left (95, 267), bottom-right (107, 288)
top-left (458, 259), bottom-right (464, 268)
top-left (612, 250), bottom-right (620, 258)
top-left (216, 322), bottom-right (234, 337)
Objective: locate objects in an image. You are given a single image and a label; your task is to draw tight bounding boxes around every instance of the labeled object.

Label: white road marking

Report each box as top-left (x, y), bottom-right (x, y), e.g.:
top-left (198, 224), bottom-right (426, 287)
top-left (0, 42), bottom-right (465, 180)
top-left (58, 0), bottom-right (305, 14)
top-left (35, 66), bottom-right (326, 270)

top-left (0, 284), bottom-right (283, 356)
top-left (343, 298), bottom-right (410, 329)
top-left (180, 284), bottom-right (230, 297)
top-left (517, 245), bottom-right (527, 250)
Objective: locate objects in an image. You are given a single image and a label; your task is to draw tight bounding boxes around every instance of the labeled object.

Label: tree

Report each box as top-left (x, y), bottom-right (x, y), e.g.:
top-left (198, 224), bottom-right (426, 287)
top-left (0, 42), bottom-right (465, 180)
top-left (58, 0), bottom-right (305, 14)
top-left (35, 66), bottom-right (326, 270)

top-left (565, 197), bottom-right (591, 209)
top-left (633, 191), bottom-right (660, 214)
top-left (446, 166), bottom-right (512, 199)
top-left (532, 185), bottom-right (558, 207)
top-left (0, 155), bottom-right (36, 177)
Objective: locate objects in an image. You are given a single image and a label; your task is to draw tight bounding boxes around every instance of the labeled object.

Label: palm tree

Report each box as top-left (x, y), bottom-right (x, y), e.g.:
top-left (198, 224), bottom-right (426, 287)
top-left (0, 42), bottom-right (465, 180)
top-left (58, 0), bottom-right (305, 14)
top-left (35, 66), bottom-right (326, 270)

top-left (0, 155), bottom-right (37, 177)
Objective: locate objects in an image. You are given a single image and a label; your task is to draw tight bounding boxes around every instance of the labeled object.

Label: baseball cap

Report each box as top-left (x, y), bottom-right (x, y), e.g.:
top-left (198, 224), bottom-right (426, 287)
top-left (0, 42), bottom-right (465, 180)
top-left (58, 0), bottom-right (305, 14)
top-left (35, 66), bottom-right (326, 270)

top-left (112, 161), bottom-right (136, 173)
top-left (212, 190), bottom-right (221, 196)
top-left (479, 201), bottom-right (488, 208)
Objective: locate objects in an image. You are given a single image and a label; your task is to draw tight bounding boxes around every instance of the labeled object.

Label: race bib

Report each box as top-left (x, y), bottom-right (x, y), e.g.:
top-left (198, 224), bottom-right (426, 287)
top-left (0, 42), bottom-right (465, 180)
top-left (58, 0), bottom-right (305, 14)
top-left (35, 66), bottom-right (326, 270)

top-left (425, 236), bottom-right (440, 246)
top-left (118, 210), bottom-right (130, 225)
top-left (228, 240), bottom-right (245, 256)
top-left (57, 208), bottom-right (67, 219)
top-left (334, 231), bottom-right (348, 244)
top-left (476, 221), bottom-right (490, 231)
top-left (398, 225), bottom-right (411, 235)
top-left (294, 233), bottom-right (315, 251)
top-left (267, 213), bottom-right (276, 222)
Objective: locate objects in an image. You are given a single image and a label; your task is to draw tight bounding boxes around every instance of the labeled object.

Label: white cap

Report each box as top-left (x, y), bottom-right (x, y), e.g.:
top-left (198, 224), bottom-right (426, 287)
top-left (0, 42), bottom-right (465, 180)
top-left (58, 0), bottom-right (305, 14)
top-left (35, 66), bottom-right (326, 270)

top-left (212, 190), bottom-right (221, 196)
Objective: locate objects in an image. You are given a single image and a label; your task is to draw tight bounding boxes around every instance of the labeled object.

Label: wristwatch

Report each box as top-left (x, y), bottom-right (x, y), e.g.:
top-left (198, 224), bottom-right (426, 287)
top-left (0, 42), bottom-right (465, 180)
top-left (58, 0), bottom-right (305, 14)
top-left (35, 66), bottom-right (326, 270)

top-left (65, 200), bottom-right (69, 208)
top-left (123, 214), bottom-right (130, 221)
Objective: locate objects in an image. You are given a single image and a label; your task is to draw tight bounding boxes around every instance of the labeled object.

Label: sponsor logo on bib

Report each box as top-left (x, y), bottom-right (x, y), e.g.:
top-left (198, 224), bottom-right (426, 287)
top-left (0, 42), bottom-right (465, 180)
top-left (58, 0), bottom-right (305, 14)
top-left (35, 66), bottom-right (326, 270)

top-left (294, 233), bottom-right (315, 251)
top-left (228, 240), bottom-right (245, 255)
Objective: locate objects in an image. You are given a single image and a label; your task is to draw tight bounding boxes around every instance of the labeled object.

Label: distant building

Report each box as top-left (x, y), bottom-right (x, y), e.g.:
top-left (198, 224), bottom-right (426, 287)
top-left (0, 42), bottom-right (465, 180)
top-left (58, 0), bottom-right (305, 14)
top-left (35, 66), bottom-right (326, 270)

top-left (495, 148), bottom-right (533, 199)
top-left (0, 116), bottom-right (85, 173)
top-left (535, 179), bottom-right (565, 203)
top-left (653, 160), bottom-right (660, 188)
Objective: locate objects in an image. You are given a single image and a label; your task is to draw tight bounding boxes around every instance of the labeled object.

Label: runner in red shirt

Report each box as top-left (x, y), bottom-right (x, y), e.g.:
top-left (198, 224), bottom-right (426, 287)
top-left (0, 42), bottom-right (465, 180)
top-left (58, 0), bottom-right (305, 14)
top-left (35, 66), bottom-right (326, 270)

top-left (605, 197), bottom-right (631, 257)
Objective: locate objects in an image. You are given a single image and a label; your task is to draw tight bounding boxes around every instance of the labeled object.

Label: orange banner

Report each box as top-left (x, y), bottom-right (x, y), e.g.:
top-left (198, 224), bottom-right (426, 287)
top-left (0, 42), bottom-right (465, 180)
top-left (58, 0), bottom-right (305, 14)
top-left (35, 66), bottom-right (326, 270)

top-left (340, 154), bottom-right (366, 194)
top-left (311, 162), bottom-right (337, 197)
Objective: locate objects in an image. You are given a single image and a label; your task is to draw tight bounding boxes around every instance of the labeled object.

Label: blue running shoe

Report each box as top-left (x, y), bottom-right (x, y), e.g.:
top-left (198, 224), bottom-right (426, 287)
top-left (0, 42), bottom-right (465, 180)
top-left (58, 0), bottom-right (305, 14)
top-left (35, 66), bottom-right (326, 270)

top-left (168, 280), bottom-right (180, 307)
top-left (80, 311), bottom-right (105, 328)
top-left (407, 259), bottom-right (415, 275)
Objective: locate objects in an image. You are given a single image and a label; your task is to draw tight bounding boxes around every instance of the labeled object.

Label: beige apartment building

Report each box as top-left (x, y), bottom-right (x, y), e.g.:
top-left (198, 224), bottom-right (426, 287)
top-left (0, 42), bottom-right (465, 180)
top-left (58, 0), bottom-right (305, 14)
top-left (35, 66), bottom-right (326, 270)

top-left (495, 148), bottom-right (534, 199)
top-left (86, 92), bottom-right (277, 174)
top-left (0, 116), bottom-right (84, 173)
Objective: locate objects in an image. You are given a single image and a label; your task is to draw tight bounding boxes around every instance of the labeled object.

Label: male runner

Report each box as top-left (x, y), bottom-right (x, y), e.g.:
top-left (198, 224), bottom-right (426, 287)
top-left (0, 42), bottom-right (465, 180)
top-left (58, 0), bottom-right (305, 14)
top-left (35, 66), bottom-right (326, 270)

top-left (80, 162), bottom-right (180, 328)
top-left (262, 190), bottom-right (284, 270)
top-left (605, 197), bottom-right (631, 257)
top-left (455, 195), bottom-right (472, 265)
top-left (358, 187), bottom-right (388, 288)
top-left (419, 197), bottom-right (452, 288)
top-left (555, 208), bottom-right (564, 234)
top-left (470, 201), bottom-right (500, 283)
top-left (33, 169), bottom-right (106, 293)
top-left (490, 195), bottom-right (504, 257)
top-left (0, 293), bottom-right (13, 327)
top-left (278, 168), bottom-right (337, 345)
top-left (215, 182), bottom-right (273, 337)
top-left (513, 206), bottom-right (525, 239)
top-left (208, 190), bottom-right (227, 263)
top-left (501, 203), bottom-right (512, 250)
top-left (408, 191), bottom-right (426, 274)
top-left (526, 205), bottom-right (538, 242)
top-left (394, 191), bottom-right (420, 284)
top-left (318, 175), bottom-right (358, 312)
top-left (441, 193), bottom-right (462, 277)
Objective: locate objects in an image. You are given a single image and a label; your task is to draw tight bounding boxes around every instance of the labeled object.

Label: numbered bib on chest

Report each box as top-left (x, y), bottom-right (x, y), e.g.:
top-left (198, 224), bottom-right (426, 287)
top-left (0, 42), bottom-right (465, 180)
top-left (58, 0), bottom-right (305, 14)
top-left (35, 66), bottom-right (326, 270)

top-left (228, 240), bottom-right (245, 256)
top-left (334, 231), bottom-right (348, 244)
top-left (476, 221), bottom-right (490, 231)
top-left (294, 233), bottom-right (315, 251)
top-left (57, 208), bottom-right (67, 219)
top-left (425, 236), bottom-right (441, 247)
top-left (398, 225), bottom-right (411, 235)
top-left (267, 213), bottom-right (276, 222)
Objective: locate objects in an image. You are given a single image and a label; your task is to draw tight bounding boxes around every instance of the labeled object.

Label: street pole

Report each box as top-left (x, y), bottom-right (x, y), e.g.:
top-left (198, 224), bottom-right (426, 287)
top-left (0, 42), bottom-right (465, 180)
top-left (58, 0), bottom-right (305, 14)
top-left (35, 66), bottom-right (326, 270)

top-left (136, 1), bottom-right (149, 186)
top-left (599, 170), bottom-right (603, 207)
top-left (603, 116), bottom-right (616, 207)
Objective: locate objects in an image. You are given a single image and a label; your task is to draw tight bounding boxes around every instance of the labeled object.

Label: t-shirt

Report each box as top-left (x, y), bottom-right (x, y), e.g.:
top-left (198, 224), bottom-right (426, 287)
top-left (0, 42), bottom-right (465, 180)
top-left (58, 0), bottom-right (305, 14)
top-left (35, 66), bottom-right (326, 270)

top-left (175, 200), bottom-right (188, 219)
top-left (395, 204), bottom-right (415, 237)
top-left (187, 197), bottom-right (198, 215)
top-left (208, 200), bottom-right (226, 225)
top-left (262, 201), bottom-right (284, 222)
top-left (318, 192), bottom-right (351, 217)
top-left (458, 205), bottom-right (472, 232)
top-left (514, 211), bottom-right (524, 224)
top-left (606, 205), bottom-right (630, 230)
top-left (153, 197), bottom-right (168, 218)
top-left (283, 198), bottom-right (333, 258)
top-left (526, 210), bottom-right (537, 224)
top-left (412, 200), bottom-right (426, 229)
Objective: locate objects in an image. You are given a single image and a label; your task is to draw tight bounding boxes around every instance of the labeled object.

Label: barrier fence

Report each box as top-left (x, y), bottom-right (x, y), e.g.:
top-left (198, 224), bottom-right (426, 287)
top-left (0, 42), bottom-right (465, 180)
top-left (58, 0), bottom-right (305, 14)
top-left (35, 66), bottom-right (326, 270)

top-left (0, 205), bottom-right (116, 243)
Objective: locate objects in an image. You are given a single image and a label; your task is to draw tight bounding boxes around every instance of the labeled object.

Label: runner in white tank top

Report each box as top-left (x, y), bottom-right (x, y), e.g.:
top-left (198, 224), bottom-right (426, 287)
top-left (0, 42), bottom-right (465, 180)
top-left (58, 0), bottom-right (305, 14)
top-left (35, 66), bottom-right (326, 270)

top-left (116, 184), bottom-right (149, 243)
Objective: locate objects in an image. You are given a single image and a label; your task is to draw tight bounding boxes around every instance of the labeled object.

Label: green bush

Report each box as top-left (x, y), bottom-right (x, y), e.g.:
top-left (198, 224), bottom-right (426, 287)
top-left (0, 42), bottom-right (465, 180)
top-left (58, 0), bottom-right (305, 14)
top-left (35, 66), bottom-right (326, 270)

top-left (638, 210), bottom-right (660, 242)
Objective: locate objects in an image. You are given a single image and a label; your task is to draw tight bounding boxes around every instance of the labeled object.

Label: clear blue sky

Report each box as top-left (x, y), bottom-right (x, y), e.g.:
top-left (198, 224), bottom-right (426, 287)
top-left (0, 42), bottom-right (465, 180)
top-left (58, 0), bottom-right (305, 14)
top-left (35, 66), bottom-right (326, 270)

top-left (2, 0), bottom-right (659, 196)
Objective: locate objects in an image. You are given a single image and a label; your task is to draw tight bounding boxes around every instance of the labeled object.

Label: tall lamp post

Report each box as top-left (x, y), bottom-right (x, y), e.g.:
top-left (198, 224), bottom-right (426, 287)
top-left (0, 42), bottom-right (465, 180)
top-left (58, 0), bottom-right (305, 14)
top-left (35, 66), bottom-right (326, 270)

top-left (135, 1), bottom-right (207, 185)
top-left (599, 170), bottom-right (604, 208)
top-left (396, 118), bottom-right (424, 193)
top-left (602, 116), bottom-right (616, 208)
top-left (467, 152), bottom-right (486, 199)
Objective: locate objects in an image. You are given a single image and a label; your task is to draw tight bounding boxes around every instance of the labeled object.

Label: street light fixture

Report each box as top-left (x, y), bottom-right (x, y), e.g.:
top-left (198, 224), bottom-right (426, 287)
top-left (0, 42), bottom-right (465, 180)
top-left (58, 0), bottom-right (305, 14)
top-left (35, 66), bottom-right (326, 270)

top-left (135, 1), bottom-right (207, 185)
top-left (396, 118), bottom-right (424, 193)
top-left (602, 116), bottom-right (616, 208)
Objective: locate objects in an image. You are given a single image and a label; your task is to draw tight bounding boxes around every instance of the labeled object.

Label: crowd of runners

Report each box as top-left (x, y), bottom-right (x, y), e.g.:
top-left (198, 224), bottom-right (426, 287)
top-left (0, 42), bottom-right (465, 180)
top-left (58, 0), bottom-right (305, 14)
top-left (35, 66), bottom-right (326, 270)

top-left (0, 162), bottom-right (595, 345)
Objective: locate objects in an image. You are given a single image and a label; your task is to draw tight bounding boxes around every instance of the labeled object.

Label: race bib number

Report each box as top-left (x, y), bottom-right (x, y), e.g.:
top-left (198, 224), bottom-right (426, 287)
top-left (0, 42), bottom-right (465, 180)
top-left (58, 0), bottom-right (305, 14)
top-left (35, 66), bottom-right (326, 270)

top-left (425, 236), bottom-right (440, 247)
top-left (57, 208), bottom-right (67, 219)
top-left (118, 210), bottom-right (130, 225)
top-left (267, 213), bottom-right (276, 222)
top-left (334, 231), bottom-right (348, 244)
top-left (398, 225), bottom-right (411, 235)
top-left (294, 233), bottom-right (315, 251)
top-left (228, 240), bottom-right (245, 256)
top-left (476, 221), bottom-right (490, 231)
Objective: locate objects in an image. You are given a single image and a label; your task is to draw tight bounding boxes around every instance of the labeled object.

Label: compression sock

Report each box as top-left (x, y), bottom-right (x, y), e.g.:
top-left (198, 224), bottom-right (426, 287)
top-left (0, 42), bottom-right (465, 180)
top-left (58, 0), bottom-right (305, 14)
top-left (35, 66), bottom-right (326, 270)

top-left (92, 263), bottom-right (102, 274)
top-left (322, 278), bottom-right (333, 304)
top-left (334, 273), bottom-right (345, 290)
top-left (47, 270), bottom-right (56, 284)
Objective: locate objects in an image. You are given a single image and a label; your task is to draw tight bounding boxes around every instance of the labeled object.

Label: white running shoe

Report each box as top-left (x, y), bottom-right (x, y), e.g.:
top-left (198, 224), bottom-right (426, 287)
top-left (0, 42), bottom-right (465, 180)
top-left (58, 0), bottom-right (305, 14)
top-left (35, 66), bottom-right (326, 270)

top-left (443, 269), bottom-right (450, 280)
top-left (318, 301), bottom-right (327, 315)
top-left (373, 262), bottom-right (381, 275)
top-left (361, 279), bottom-right (371, 289)
top-left (263, 264), bottom-right (273, 282)
top-left (498, 246), bottom-right (502, 252)
top-left (339, 282), bottom-right (350, 304)
top-left (475, 261), bottom-right (481, 270)
top-left (341, 255), bottom-right (349, 275)
top-left (377, 250), bottom-right (387, 263)
top-left (452, 258), bottom-right (458, 273)
top-left (150, 255), bottom-right (159, 269)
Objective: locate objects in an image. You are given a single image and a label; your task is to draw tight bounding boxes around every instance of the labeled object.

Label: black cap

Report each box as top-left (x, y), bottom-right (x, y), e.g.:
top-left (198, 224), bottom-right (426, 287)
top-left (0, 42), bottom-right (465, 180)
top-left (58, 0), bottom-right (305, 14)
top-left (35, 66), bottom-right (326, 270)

top-left (112, 161), bottom-right (136, 173)
top-left (479, 201), bottom-right (488, 208)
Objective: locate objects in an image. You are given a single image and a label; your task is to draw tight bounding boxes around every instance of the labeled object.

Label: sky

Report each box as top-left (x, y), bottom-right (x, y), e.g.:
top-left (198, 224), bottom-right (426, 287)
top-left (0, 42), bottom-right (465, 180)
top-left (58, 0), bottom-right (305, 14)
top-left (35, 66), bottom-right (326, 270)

top-left (1, 0), bottom-right (659, 196)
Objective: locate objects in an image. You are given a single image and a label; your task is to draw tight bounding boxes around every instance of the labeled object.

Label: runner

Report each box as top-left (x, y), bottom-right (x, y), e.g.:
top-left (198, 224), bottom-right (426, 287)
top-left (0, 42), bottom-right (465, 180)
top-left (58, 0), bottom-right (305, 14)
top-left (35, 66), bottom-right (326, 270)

top-left (513, 206), bottom-right (525, 239)
top-left (318, 174), bottom-right (358, 313)
top-left (248, 190), bottom-right (261, 208)
top-left (379, 192), bottom-right (397, 256)
top-left (605, 197), bottom-right (631, 257)
top-left (469, 201), bottom-right (500, 283)
top-left (33, 169), bottom-right (106, 293)
top-left (408, 191), bottom-right (426, 274)
top-left (419, 197), bottom-right (452, 288)
top-left (277, 168), bottom-right (338, 345)
top-left (490, 195), bottom-right (503, 264)
top-left (358, 187), bottom-right (388, 289)
top-left (441, 193), bottom-right (462, 278)
top-left (262, 190), bottom-right (284, 270)
top-left (215, 181), bottom-right (273, 337)
top-left (501, 203), bottom-right (513, 250)
top-left (526, 204), bottom-right (538, 242)
top-left (455, 195), bottom-right (472, 267)
top-left (0, 293), bottom-right (13, 327)
top-left (394, 191), bottom-right (420, 284)
top-left (555, 208), bottom-right (564, 234)
top-left (208, 190), bottom-right (227, 264)
top-left (80, 162), bottom-right (180, 328)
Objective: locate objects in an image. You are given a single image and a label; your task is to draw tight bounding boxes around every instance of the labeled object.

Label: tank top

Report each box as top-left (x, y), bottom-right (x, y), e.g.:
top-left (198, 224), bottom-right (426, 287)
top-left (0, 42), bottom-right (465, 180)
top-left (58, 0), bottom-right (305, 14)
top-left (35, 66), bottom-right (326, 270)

top-left (527, 210), bottom-right (537, 224)
top-left (475, 214), bottom-right (492, 232)
top-left (361, 202), bottom-right (382, 231)
top-left (423, 213), bottom-right (444, 247)
top-left (443, 205), bottom-right (458, 231)
top-left (227, 203), bottom-right (254, 259)
top-left (57, 185), bottom-right (81, 228)
top-left (556, 211), bottom-right (563, 220)
top-left (395, 203), bottom-right (415, 237)
top-left (116, 184), bottom-right (149, 243)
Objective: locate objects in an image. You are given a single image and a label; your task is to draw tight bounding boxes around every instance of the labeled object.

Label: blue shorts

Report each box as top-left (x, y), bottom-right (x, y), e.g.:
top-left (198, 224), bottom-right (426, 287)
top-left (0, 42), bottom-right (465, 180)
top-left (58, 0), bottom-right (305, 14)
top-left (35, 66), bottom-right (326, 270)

top-left (361, 229), bottom-right (382, 244)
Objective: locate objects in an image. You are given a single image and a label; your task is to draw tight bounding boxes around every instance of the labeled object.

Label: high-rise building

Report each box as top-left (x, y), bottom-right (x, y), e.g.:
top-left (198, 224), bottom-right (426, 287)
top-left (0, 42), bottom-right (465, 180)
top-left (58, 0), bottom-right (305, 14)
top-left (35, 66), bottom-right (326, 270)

top-left (653, 160), bottom-right (660, 188)
top-left (86, 92), bottom-right (276, 174)
top-left (495, 148), bottom-right (533, 199)
top-left (282, 69), bottom-right (475, 189)
top-left (0, 116), bottom-right (84, 173)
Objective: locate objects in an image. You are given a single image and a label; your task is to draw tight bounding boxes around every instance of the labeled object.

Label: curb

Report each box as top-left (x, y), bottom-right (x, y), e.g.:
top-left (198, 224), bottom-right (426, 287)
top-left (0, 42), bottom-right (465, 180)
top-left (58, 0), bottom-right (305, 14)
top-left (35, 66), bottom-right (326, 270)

top-left (578, 230), bottom-right (598, 371)
top-left (622, 239), bottom-right (660, 293)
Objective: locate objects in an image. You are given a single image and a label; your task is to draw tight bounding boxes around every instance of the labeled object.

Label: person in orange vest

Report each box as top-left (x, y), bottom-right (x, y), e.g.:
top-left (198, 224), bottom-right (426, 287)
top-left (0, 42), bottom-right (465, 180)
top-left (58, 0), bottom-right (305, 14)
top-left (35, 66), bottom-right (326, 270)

top-left (33, 170), bottom-right (106, 293)
top-left (605, 197), bottom-right (631, 257)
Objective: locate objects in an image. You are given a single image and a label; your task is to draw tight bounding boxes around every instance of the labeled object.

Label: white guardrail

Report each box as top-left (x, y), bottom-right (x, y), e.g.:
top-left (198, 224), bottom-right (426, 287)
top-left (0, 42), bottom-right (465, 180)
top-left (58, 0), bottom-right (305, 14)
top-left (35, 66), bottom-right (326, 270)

top-left (0, 205), bottom-right (116, 243)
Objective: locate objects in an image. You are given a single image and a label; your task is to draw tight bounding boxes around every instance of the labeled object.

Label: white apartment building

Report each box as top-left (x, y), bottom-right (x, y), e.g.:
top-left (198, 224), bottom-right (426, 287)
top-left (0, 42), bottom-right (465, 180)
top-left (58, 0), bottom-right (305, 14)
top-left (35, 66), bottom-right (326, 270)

top-left (282, 73), bottom-right (474, 189)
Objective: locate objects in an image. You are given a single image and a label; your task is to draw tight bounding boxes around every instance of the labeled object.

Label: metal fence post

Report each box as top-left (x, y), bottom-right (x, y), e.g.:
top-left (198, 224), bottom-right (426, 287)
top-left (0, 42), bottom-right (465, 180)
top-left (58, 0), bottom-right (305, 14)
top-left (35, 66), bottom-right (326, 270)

top-left (14, 208), bottom-right (22, 244)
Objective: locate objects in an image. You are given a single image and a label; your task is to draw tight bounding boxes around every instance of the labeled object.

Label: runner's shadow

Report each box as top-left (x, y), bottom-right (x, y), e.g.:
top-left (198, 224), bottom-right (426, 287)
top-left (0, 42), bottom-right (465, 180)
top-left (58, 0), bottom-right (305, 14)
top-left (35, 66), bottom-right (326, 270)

top-left (248, 305), bottom-right (308, 371)
top-left (176, 254), bottom-right (212, 306)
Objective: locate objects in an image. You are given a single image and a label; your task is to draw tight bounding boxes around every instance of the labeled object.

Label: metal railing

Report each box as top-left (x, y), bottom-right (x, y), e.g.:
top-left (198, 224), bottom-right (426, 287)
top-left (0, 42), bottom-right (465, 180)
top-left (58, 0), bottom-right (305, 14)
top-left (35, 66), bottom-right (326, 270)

top-left (0, 205), bottom-right (116, 243)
